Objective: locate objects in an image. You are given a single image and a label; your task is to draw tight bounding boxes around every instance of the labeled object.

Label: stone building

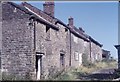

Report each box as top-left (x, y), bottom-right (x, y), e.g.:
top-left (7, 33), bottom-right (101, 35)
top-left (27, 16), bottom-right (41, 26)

top-left (102, 49), bottom-right (111, 60)
top-left (115, 45), bottom-right (120, 69)
top-left (67, 17), bottom-right (89, 68)
top-left (114, 1), bottom-right (120, 70)
top-left (21, 2), bottom-right (71, 79)
top-left (0, 1), bottom-right (103, 80)
top-left (0, 1), bottom-right (71, 80)
top-left (89, 36), bottom-right (103, 63)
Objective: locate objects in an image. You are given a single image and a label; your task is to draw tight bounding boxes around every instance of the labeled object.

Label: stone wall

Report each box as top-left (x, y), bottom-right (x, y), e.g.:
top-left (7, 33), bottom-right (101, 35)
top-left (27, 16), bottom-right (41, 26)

top-left (56, 23), bottom-right (70, 68)
top-left (70, 33), bottom-right (85, 68)
top-left (1, 2), bottom-right (35, 79)
top-left (91, 42), bottom-right (102, 63)
top-left (0, 2), bottom-right (2, 70)
top-left (34, 21), bottom-right (70, 79)
top-left (83, 41), bottom-right (91, 62)
top-left (0, 2), bottom-right (103, 80)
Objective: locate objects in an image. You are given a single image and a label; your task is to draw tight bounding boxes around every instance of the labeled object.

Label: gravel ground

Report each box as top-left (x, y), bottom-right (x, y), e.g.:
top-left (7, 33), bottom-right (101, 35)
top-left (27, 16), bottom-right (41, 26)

top-left (78, 68), bottom-right (118, 81)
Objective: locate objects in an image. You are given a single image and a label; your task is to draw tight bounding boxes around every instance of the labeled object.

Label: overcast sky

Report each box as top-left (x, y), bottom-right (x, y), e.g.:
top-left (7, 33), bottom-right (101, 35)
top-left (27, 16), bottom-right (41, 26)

top-left (14, 1), bottom-right (118, 59)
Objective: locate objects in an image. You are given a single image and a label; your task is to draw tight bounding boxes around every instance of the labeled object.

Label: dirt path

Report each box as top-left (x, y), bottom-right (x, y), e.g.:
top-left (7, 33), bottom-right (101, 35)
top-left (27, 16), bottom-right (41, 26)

top-left (78, 68), bottom-right (118, 80)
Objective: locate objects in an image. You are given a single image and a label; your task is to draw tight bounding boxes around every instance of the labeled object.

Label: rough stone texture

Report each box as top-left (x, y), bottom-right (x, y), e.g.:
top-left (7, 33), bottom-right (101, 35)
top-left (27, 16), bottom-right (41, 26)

top-left (43, 2), bottom-right (54, 17)
top-left (83, 41), bottom-right (91, 62)
top-left (90, 42), bottom-right (102, 63)
top-left (33, 20), bottom-right (70, 79)
top-left (0, 2), bottom-right (103, 80)
top-left (70, 33), bottom-right (85, 68)
top-left (56, 23), bottom-right (70, 68)
top-left (1, 2), bottom-right (35, 79)
top-left (0, 2), bottom-right (2, 70)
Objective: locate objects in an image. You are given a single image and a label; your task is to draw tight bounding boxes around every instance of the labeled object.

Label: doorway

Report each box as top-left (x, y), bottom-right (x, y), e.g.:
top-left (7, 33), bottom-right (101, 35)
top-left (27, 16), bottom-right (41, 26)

top-left (60, 53), bottom-right (65, 67)
top-left (36, 53), bottom-right (43, 80)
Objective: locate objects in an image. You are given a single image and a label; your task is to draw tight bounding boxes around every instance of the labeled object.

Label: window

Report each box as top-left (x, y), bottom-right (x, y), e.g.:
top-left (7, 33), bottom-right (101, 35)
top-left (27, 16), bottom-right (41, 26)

top-left (73, 36), bottom-right (78, 43)
top-left (74, 52), bottom-right (79, 61)
top-left (60, 54), bottom-right (65, 67)
top-left (46, 26), bottom-right (50, 40)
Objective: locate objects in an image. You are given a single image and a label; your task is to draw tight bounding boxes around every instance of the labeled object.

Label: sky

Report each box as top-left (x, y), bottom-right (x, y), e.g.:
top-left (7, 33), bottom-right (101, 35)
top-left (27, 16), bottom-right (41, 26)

top-left (14, 1), bottom-right (118, 59)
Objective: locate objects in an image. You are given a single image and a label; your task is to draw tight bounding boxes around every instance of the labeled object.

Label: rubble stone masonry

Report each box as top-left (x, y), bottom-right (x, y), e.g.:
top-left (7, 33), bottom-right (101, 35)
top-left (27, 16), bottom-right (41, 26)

top-left (0, 2), bottom-right (103, 80)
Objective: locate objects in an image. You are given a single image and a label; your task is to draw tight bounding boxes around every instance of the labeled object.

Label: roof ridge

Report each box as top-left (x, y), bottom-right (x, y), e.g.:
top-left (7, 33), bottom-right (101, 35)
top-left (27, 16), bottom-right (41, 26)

top-left (7, 2), bottom-right (32, 15)
top-left (21, 2), bottom-right (55, 23)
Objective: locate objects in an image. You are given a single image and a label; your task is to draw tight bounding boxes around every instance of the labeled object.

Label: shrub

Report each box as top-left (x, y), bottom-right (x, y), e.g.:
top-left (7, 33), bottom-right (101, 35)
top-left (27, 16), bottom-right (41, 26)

top-left (82, 53), bottom-right (95, 68)
top-left (55, 68), bottom-right (77, 80)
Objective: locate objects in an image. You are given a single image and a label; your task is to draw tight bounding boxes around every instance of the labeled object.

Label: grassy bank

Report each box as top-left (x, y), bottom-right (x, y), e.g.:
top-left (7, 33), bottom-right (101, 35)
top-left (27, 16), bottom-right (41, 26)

top-left (55, 60), bottom-right (118, 80)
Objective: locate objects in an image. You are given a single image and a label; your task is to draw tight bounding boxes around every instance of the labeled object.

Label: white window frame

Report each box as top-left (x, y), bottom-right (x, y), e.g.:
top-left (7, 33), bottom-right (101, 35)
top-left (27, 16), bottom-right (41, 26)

top-left (74, 52), bottom-right (79, 61)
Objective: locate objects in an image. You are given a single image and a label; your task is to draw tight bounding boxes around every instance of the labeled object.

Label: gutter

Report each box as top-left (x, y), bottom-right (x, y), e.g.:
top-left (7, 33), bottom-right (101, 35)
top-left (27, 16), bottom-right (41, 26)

top-left (55, 18), bottom-right (69, 29)
top-left (25, 7), bottom-right (59, 31)
top-left (30, 15), bottom-right (59, 31)
top-left (89, 36), bottom-right (103, 47)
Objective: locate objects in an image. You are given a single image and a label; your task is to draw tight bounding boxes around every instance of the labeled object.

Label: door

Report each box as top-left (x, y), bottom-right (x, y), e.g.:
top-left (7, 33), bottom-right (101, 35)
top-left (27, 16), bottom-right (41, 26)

top-left (60, 53), bottom-right (65, 67)
top-left (79, 53), bottom-right (82, 66)
top-left (36, 54), bottom-right (43, 80)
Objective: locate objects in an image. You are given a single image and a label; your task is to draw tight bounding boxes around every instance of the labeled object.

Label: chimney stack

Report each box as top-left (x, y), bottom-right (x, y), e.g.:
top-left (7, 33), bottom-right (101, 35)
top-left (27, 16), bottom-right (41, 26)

top-left (43, 1), bottom-right (55, 17)
top-left (68, 16), bottom-right (74, 27)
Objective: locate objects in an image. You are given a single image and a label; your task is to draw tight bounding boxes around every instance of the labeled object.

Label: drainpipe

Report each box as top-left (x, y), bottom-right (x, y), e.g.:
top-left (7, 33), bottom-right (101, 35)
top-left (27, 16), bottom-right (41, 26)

top-left (32, 18), bottom-right (37, 79)
top-left (33, 20), bottom-right (37, 79)
top-left (33, 20), bottom-right (36, 51)
top-left (29, 16), bottom-right (36, 79)
top-left (69, 31), bottom-right (72, 66)
top-left (29, 16), bottom-right (36, 52)
top-left (89, 41), bottom-right (92, 62)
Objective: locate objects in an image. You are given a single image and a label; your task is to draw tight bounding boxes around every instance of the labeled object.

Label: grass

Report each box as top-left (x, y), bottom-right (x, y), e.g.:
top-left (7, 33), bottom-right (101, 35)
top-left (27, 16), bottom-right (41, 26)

top-left (0, 60), bottom-right (117, 80)
top-left (55, 60), bottom-right (118, 80)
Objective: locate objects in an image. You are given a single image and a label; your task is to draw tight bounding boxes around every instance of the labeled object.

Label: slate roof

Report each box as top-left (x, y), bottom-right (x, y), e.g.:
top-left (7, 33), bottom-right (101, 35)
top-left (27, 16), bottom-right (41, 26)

top-left (20, 2), bottom-right (90, 41)
top-left (8, 2), bottom-right (59, 30)
top-left (89, 36), bottom-right (103, 47)
top-left (7, 2), bottom-right (102, 46)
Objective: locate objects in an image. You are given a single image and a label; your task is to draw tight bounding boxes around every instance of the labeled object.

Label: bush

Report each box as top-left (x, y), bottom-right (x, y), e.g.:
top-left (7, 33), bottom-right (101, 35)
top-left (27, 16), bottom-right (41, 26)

top-left (55, 68), bottom-right (77, 80)
top-left (82, 53), bottom-right (95, 68)
top-left (48, 66), bottom-right (64, 79)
